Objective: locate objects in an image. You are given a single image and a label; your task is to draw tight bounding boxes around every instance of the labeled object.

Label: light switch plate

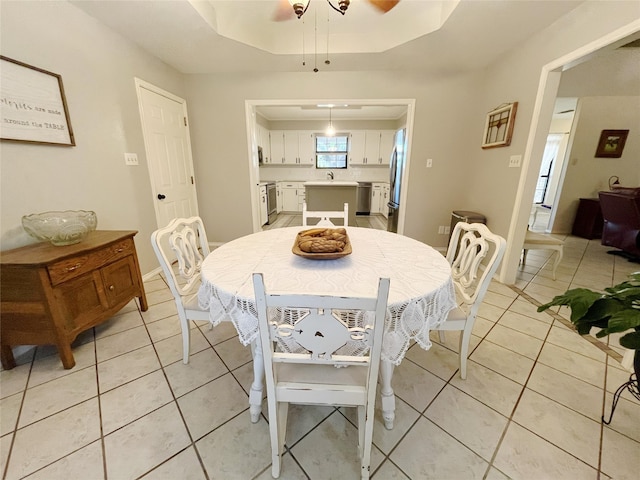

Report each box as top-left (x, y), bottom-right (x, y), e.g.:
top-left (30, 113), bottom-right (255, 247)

top-left (124, 153), bottom-right (139, 166)
top-left (426, 158), bottom-right (433, 168)
top-left (509, 155), bottom-right (522, 168)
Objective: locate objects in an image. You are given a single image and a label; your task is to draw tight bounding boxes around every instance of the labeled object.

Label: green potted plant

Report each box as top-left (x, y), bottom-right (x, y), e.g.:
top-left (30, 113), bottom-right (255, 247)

top-left (537, 271), bottom-right (640, 378)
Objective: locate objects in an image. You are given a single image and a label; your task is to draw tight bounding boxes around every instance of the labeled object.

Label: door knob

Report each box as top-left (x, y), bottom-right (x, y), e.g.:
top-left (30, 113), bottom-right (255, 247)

top-left (157, 194), bottom-right (166, 200)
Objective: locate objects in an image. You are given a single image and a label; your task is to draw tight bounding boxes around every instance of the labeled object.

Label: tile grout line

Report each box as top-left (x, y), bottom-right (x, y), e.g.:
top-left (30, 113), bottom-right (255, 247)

top-left (1, 349), bottom-right (36, 480)
top-left (508, 278), bottom-right (630, 478)
top-left (508, 285), bottom-right (624, 363)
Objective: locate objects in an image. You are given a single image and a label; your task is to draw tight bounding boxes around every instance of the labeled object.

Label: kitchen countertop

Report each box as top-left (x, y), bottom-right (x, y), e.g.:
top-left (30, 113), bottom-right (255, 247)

top-left (303, 181), bottom-right (359, 187)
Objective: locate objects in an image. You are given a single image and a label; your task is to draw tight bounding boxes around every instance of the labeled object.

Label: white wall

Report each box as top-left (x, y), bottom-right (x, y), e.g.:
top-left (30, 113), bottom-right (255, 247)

top-left (185, 71), bottom-right (480, 246)
top-left (554, 95), bottom-right (640, 233)
top-left (0, 1), bottom-right (185, 273)
top-left (462, 1), bottom-right (640, 280)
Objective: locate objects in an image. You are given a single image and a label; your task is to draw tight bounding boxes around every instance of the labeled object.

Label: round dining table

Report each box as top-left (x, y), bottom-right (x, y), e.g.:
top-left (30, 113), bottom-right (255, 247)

top-left (198, 226), bottom-right (456, 428)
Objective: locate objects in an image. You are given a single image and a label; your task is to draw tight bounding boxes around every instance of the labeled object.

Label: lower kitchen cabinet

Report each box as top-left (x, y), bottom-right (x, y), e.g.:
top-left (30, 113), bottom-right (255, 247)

top-left (372, 183), bottom-right (390, 216)
top-left (280, 182), bottom-right (301, 211)
top-left (0, 230), bottom-right (148, 370)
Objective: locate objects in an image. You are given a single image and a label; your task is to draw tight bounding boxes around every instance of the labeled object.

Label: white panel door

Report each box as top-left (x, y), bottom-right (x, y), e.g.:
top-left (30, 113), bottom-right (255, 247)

top-left (137, 82), bottom-right (198, 228)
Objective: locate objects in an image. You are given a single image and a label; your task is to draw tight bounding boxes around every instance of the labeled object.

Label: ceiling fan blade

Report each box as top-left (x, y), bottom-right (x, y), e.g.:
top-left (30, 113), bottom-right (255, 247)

top-left (273, 0), bottom-right (295, 21)
top-left (367, 0), bottom-right (400, 13)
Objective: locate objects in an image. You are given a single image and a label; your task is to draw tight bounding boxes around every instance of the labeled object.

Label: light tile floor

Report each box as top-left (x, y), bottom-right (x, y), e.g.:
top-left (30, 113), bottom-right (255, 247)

top-left (1, 215), bottom-right (638, 479)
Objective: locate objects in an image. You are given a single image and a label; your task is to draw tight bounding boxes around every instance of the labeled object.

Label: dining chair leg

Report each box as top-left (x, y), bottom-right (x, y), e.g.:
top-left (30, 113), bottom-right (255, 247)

top-left (249, 339), bottom-right (264, 423)
top-left (379, 360), bottom-right (395, 430)
top-left (178, 311), bottom-right (190, 365)
top-left (458, 321), bottom-right (474, 380)
top-left (357, 405), bottom-right (365, 458)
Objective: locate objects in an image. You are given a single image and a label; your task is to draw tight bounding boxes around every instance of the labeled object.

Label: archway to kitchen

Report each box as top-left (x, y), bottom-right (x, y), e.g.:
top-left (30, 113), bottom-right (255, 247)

top-left (244, 99), bottom-right (416, 233)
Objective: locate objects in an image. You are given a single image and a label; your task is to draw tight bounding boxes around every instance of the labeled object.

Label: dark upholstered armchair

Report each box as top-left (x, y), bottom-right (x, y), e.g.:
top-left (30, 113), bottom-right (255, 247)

top-left (598, 187), bottom-right (640, 259)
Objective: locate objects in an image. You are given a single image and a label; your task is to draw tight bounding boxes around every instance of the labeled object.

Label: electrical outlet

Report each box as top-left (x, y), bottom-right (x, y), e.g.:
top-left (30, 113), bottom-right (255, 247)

top-left (426, 158), bottom-right (433, 168)
top-left (124, 153), bottom-right (139, 166)
top-left (509, 155), bottom-right (522, 168)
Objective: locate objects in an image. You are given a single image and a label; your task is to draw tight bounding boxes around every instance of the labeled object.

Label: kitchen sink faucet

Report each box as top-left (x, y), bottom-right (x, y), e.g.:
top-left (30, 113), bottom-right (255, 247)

top-left (327, 171), bottom-right (334, 180)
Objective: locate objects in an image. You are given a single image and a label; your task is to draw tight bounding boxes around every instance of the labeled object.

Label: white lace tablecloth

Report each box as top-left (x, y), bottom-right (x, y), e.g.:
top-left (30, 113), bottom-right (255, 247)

top-left (198, 227), bottom-right (456, 365)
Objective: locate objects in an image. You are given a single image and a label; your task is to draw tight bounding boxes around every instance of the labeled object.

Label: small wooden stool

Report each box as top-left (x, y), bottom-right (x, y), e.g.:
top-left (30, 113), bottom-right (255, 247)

top-left (522, 230), bottom-right (564, 280)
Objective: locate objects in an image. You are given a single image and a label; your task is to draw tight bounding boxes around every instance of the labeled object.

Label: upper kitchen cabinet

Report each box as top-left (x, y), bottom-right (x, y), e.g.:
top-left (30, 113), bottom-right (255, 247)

top-left (349, 130), bottom-right (395, 165)
top-left (284, 131), bottom-right (315, 165)
top-left (378, 131), bottom-right (395, 165)
top-left (270, 130), bottom-right (285, 164)
top-left (269, 131), bottom-right (315, 165)
top-left (257, 124), bottom-right (271, 163)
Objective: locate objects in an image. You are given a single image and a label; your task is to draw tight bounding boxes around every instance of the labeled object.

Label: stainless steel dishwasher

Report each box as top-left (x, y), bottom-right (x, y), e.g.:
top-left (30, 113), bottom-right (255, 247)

top-left (356, 182), bottom-right (372, 215)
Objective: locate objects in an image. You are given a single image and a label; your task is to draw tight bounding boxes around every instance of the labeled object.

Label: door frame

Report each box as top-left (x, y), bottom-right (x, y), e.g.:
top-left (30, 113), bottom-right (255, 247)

top-left (134, 78), bottom-right (199, 228)
top-left (501, 19), bottom-right (640, 284)
top-left (244, 98), bottom-right (416, 233)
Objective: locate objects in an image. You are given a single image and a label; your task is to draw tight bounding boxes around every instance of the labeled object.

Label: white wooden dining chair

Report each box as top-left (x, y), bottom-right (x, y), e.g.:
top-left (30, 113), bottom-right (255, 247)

top-left (253, 273), bottom-right (390, 480)
top-left (435, 222), bottom-right (506, 379)
top-left (302, 202), bottom-right (349, 226)
top-left (151, 216), bottom-right (211, 364)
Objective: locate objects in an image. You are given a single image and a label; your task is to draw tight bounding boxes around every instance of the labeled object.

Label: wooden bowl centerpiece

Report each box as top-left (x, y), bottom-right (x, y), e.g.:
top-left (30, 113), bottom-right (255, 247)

top-left (292, 227), bottom-right (352, 260)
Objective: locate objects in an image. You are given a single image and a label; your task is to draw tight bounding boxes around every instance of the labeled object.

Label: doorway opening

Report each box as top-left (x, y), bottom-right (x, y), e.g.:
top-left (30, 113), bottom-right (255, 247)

top-left (244, 99), bottom-right (416, 234)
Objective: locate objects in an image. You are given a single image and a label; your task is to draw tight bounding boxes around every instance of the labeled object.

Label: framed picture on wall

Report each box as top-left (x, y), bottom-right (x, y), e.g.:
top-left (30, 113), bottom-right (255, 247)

top-left (0, 56), bottom-right (75, 146)
top-left (481, 102), bottom-right (518, 149)
top-left (595, 129), bottom-right (628, 158)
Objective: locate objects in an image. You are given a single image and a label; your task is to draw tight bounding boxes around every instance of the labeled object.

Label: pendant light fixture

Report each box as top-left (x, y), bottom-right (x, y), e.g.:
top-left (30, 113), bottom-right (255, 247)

top-left (289, 0), bottom-right (350, 19)
top-left (325, 107), bottom-right (335, 136)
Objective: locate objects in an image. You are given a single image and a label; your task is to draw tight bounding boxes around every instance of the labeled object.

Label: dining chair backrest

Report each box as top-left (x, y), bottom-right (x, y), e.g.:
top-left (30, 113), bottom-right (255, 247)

top-left (438, 222), bottom-right (506, 379)
top-left (445, 221), bottom-right (506, 319)
top-left (151, 216), bottom-right (210, 298)
top-left (252, 272), bottom-right (390, 479)
top-left (302, 202), bottom-right (349, 227)
top-left (151, 216), bottom-right (211, 364)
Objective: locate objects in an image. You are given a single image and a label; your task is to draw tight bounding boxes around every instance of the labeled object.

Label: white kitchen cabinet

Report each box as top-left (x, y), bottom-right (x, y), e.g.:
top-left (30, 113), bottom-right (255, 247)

top-left (349, 130), bottom-right (395, 165)
top-left (371, 182), bottom-right (390, 216)
top-left (378, 131), bottom-right (395, 165)
top-left (276, 182), bottom-right (283, 213)
top-left (298, 131), bottom-right (316, 165)
top-left (283, 131), bottom-right (315, 165)
top-left (371, 184), bottom-right (383, 214)
top-left (348, 131), bottom-right (366, 165)
top-left (280, 182), bottom-right (301, 211)
top-left (259, 185), bottom-right (268, 225)
top-left (297, 188), bottom-right (305, 210)
top-left (270, 131), bottom-right (285, 164)
top-left (381, 183), bottom-right (390, 218)
top-left (257, 125), bottom-right (271, 163)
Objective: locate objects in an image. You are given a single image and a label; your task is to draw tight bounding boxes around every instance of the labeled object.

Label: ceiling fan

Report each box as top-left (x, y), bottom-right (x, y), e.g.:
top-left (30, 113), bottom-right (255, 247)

top-left (273, 0), bottom-right (400, 21)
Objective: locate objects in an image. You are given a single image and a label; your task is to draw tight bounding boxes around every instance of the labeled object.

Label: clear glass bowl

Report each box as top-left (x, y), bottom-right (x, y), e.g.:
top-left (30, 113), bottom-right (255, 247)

top-left (22, 210), bottom-right (98, 246)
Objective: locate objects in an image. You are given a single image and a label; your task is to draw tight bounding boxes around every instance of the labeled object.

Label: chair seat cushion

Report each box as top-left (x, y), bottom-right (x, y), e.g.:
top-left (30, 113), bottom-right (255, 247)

top-left (524, 231), bottom-right (564, 246)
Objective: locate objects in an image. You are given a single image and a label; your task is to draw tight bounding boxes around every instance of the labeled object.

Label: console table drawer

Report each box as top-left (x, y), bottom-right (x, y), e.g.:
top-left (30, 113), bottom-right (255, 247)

top-left (48, 238), bottom-right (134, 285)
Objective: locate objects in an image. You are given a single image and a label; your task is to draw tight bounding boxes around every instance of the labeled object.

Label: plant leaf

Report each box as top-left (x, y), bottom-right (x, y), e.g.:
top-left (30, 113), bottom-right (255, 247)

top-left (537, 289), bottom-right (602, 320)
top-left (605, 310), bottom-right (640, 334)
top-left (619, 330), bottom-right (640, 350)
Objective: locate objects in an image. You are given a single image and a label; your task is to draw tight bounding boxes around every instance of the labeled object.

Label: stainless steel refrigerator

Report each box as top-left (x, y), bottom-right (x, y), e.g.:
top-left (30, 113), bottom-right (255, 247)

top-left (387, 128), bottom-right (406, 233)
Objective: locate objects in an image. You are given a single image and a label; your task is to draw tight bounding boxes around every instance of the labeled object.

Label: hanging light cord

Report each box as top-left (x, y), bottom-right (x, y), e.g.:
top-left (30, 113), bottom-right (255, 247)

top-left (325, 10), bottom-right (330, 65)
top-left (313, 10), bottom-right (318, 72)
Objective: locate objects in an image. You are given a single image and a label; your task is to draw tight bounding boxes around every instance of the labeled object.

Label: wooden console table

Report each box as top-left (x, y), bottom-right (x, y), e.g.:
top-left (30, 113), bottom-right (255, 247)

top-left (1, 230), bottom-right (148, 370)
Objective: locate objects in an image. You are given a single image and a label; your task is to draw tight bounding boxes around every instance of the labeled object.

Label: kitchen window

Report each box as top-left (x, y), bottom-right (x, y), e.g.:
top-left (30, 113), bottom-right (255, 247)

top-left (316, 135), bottom-right (348, 169)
